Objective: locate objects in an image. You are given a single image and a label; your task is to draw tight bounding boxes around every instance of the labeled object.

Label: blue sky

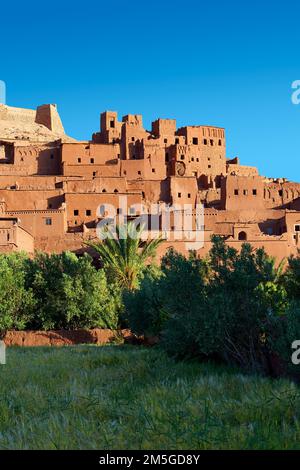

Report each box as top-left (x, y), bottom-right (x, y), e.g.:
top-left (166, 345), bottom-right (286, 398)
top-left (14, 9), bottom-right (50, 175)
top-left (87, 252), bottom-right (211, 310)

top-left (1, 0), bottom-right (300, 180)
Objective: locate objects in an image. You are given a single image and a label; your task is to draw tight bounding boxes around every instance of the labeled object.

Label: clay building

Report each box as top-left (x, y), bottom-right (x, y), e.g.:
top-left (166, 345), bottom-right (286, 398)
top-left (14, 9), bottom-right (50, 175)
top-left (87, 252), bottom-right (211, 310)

top-left (0, 102), bottom-right (299, 261)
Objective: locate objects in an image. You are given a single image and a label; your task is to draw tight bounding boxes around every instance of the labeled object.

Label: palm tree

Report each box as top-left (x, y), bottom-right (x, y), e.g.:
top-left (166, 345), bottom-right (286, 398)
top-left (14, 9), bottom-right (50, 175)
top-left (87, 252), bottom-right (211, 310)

top-left (86, 222), bottom-right (163, 290)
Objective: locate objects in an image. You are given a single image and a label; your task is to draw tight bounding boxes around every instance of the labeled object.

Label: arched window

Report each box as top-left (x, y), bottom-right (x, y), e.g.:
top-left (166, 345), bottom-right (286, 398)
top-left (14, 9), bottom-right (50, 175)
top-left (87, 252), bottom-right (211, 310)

top-left (114, 189), bottom-right (119, 193)
top-left (238, 231), bottom-right (247, 241)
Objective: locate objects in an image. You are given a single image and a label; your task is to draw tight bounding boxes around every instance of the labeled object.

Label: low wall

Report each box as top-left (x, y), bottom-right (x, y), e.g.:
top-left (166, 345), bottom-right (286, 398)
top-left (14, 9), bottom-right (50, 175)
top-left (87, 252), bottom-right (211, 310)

top-left (3, 328), bottom-right (133, 347)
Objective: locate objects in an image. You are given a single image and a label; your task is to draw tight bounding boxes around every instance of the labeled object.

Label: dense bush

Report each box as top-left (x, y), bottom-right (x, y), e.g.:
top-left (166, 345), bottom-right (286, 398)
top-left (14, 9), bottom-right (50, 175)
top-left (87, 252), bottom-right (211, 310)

top-left (124, 237), bottom-right (295, 375)
top-left (25, 251), bottom-right (119, 330)
top-left (123, 272), bottom-right (165, 337)
top-left (0, 253), bottom-right (35, 337)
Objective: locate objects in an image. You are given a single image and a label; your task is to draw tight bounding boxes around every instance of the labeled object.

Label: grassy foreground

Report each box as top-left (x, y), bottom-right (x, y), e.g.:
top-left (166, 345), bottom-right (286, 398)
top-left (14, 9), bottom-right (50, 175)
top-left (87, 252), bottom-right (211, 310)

top-left (0, 345), bottom-right (300, 450)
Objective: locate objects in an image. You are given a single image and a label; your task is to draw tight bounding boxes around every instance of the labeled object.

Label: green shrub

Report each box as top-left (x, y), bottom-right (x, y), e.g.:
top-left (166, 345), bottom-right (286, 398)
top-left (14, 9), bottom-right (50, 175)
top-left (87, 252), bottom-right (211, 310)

top-left (0, 253), bottom-right (35, 337)
top-left (123, 274), bottom-right (165, 337)
top-left (25, 251), bottom-right (119, 330)
top-left (158, 249), bottom-right (216, 359)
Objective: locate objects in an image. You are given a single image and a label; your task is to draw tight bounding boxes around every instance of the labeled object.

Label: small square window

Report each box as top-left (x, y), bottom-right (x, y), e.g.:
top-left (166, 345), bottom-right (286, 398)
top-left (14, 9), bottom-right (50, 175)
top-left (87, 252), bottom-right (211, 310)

top-left (253, 189), bottom-right (257, 195)
top-left (90, 158), bottom-right (94, 164)
top-left (218, 139), bottom-right (222, 146)
top-left (279, 190), bottom-right (283, 196)
top-left (188, 193), bottom-right (191, 198)
top-left (175, 138), bottom-right (179, 144)
top-left (196, 158), bottom-right (199, 162)
top-left (208, 164), bottom-right (211, 169)
top-left (93, 171), bottom-right (96, 177)
top-left (131, 137), bottom-right (135, 142)
top-left (86, 210), bottom-right (91, 216)
top-left (77, 158), bottom-right (81, 163)
top-left (193, 137), bottom-right (198, 145)
top-left (295, 225), bottom-right (300, 232)
top-left (74, 209), bottom-right (79, 216)
top-left (123, 170), bottom-right (127, 175)
top-left (138, 170), bottom-right (141, 175)
top-left (45, 218), bottom-right (52, 225)
top-left (180, 155), bottom-right (185, 160)
top-left (164, 138), bottom-right (168, 144)
top-left (210, 139), bottom-right (214, 146)
top-left (191, 157), bottom-right (194, 162)
top-left (178, 192), bottom-right (181, 198)
top-left (243, 189), bottom-right (248, 195)
top-left (152, 168), bottom-right (156, 173)
top-left (110, 120), bottom-right (115, 128)
top-left (203, 139), bottom-right (208, 145)
top-left (234, 189), bottom-right (239, 195)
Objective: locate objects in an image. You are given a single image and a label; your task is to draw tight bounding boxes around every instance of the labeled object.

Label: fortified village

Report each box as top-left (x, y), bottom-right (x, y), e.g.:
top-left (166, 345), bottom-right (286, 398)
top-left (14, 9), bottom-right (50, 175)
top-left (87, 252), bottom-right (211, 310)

top-left (0, 102), bottom-right (299, 259)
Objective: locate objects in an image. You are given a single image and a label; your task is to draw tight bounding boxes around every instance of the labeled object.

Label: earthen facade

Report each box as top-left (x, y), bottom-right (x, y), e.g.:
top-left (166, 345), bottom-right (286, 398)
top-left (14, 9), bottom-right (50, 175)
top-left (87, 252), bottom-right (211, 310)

top-left (0, 102), bottom-right (299, 260)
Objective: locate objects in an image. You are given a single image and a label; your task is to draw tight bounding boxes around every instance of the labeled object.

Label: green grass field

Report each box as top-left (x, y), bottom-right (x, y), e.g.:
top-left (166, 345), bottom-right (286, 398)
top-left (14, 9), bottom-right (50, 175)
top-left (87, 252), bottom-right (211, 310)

top-left (0, 345), bottom-right (300, 449)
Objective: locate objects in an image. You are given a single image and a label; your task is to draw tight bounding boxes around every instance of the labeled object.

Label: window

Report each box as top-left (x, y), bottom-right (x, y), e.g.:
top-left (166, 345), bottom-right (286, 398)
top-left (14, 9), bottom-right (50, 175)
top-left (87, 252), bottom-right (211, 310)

top-left (191, 157), bottom-right (194, 162)
top-left (164, 138), bottom-right (168, 143)
top-left (210, 139), bottom-right (214, 146)
top-left (234, 189), bottom-right (239, 195)
top-left (208, 165), bottom-right (211, 169)
top-left (243, 189), bottom-right (248, 195)
top-left (45, 218), bottom-right (52, 226)
top-left (178, 192), bottom-right (181, 198)
top-left (123, 170), bottom-right (127, 175)
top-left (196, 158), bottom-right (199, 162)
top-left (152, 168), bottom-right (156, 173)
top-left (180, 155), bottom-right (185, 160)
top-left (90, 158), bottom-right (94, 164)
top-left (188, 193), bottom-right (191, 198)
top-left (93, 171), bottom-right (96, 177)
top-left (114, 189), bottom-right (119, 193)
top-left (74, 210), bottom-right (79, 216)
top-left (20, 157), bottom-right (24, 162)
top-left (218, 139), bottom-right (222, 146)
top-left (279, 190), bottom-right (283, 197)
top-left (86, 210), bottom-right (91, 216)
top-left (203, 139), bottom-right (208, 145)
top-left (131, 137), bottom-right (135, 142)
top-left (295, 225), bottom-right (300, 232)
top-left (252, 189), bottom-right (257, 195)
top-left (110, 120), bottom-right (115, 128)
top-left (77, 158), bottom-right (81, 163)
top-left (193, 137), bottom-right (198, 145)
top-left (175, 138), bottom-right (179, 144)
top-left (138, 170), bottom-right (141, 175)
top-left (238, 231), bottom-right (247, 241)
top-left (102, 189), bottom-right (107, 193)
